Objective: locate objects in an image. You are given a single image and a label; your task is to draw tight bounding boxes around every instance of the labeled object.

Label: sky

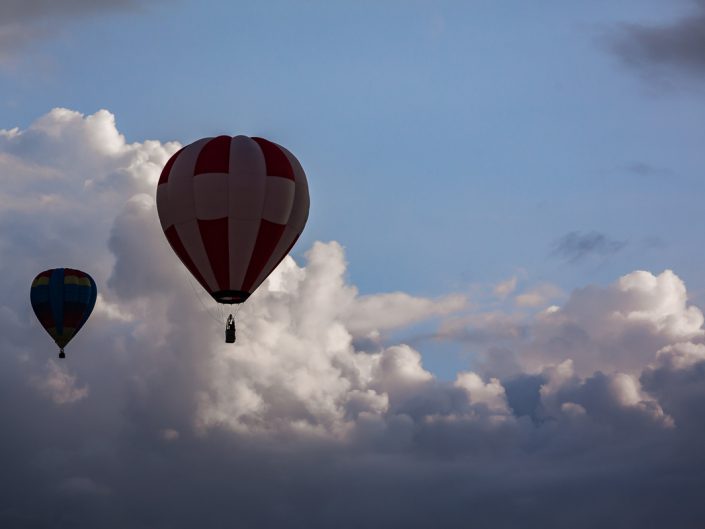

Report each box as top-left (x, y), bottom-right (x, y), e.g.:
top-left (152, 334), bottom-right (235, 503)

top-left (1, 1), bottom-right (705, 527)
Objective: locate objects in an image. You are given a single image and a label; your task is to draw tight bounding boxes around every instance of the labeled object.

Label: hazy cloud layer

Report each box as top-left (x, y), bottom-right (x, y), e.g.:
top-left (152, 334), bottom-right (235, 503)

top-left (1, 109), bottom-right (705, 528)
top-left (608, 1), bottom-right (705, 79)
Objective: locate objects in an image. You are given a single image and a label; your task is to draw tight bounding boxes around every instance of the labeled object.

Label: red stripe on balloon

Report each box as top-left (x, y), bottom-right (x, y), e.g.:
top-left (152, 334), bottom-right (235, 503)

top-left (164, 225), bottom-right (213, 294)
top-left (272, 232), bottom-right (301, 272)
top-left (34, 303), bottom-right (55, 330)
top-left (197, 218), bottom-right (230, 291)
top-left (241, 220), bottom-right (286, 293)
top-left (194, 136), bottom-right (231, 176)
top-left (63, 303), bottom-right (86, 329)
top-left (158, 147), bottom-right (184, 185)
top-left (252, 138), bottom-right (295, 180)
top-left (64, 268), bottom-right (88, 279)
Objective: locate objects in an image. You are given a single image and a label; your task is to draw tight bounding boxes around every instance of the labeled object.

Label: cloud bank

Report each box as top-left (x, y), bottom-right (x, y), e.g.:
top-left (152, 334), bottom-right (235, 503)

top-left (1, 109), bottom-right (705, 528)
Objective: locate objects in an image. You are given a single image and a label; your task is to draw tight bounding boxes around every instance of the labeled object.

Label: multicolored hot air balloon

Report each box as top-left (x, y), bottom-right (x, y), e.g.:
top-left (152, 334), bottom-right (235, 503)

top-left (30, 268), bottom-right (97, 358)
top-left (156, 135), bottom-right (309, 342)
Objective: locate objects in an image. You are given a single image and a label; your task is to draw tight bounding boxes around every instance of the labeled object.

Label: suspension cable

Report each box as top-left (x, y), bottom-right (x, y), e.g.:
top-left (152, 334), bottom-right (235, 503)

top-left (185, 274), bottom-right (225, 325)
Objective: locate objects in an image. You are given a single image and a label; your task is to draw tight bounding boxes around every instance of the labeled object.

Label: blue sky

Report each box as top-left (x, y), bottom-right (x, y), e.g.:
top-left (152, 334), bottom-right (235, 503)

top-left (3, 0), bottom-right (704, 303)
top-left (2, 2), bottom-right (705, 527)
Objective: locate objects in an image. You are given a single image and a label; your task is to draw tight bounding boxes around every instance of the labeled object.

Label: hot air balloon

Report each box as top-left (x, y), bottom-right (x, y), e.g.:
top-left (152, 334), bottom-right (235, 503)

top-left (156, 135), bottom-right (310, 342)
top-left (30, 268), bottom-right (97, 358)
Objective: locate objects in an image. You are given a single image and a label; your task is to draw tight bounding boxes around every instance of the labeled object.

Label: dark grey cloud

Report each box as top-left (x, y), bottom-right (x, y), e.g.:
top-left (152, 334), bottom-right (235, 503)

top-left (0, 0), bottom-right (137, 24)
top-left (623, 161), bottom-right (673, 178)
top-left (0, 0), bottom-right (142, 63)
top-left (503, 373), bottom-right (545, 422)
top-left (2, 109), bottom-right (705, 529)
top-left (3, 337), bottom-right (704, 529)
top-left (552, 231), bottom-right (627, 263)
top-left (608, 1), bottom-right (705, 79)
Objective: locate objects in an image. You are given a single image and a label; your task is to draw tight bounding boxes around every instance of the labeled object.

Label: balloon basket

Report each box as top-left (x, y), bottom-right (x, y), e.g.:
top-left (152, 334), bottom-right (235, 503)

top-left (225, 314), bottom-right (236, 344)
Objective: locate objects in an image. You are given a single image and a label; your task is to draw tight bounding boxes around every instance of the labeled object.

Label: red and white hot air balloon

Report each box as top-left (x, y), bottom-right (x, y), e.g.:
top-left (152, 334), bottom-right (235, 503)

top-left (156, 135), bottom-right (309, 342)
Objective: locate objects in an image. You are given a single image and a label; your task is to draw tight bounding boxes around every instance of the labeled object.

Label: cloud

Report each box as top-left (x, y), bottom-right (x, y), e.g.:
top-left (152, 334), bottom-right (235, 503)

top-left (607, 1), bottom-right (705, 80)
top-left (0, 23), bottom-right (43, 65)
top-left (552, 231), bottom-right (627, 263)
top-left (493, 275), bottom-right (517, 299)
top-left (31, 359), bottom-right (89, 404)
top-left (538, 359), bottom-right (673, 428)
top-left (2, 108), bottom-right (705, 527)
top-left (344, 291), bottom-right (466, 338)
top-left (622, 161), bottom-right (673, 178)
top-left (514, 282), bottom-right (563, 308)
top-left (641, 342), bottom-right (705, 437)
top-left (436, 311), bottom-right (528, 348)
top-left (454, 372), bottom-right (510, 416)
top-left (58, 476), bottom-right (111, 496)
top-left (0, 0), bottom-right (142, 64)
top-left (651, 341), bottom-right (705, 371)
top-left (523, 269), bottom-right (704, 375)
top-left (0, 0), bottom-right (136, 23)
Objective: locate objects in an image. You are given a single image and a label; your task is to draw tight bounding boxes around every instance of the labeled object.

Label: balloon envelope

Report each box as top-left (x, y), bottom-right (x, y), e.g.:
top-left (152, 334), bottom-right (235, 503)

top-left (30, 268), bottom-right (97, 349)
top-left (156, 135), bottom-right (309, 304)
